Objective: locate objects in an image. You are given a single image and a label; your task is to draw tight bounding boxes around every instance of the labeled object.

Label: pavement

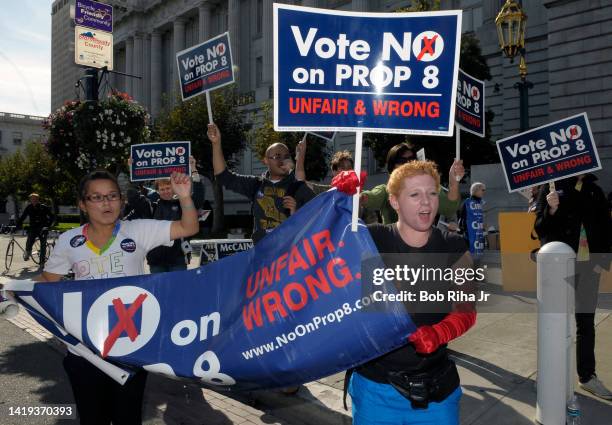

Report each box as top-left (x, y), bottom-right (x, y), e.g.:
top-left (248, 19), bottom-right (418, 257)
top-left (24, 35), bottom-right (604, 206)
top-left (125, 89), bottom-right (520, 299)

top-left (1, 234), bottom-right (611, 424)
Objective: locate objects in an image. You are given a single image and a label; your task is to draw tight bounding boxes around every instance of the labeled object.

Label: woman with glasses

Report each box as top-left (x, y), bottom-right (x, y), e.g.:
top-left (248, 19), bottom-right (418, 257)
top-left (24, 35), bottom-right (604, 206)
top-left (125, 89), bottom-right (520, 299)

top-left (361, 143), bottom-right (464, 224)
top-left (32, 169), bottom-right (199, 425)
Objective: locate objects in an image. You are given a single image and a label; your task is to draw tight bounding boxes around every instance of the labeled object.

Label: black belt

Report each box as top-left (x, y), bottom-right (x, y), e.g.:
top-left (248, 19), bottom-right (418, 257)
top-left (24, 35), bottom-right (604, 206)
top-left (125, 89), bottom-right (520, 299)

top-left (344, 359), bottom-right (459, 410)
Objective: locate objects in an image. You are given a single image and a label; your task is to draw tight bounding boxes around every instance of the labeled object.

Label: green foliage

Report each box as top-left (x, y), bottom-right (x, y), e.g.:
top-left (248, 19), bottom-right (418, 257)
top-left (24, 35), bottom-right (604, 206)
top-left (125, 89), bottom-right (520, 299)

top-left (250, 102), bottom-right (331, 181)
top-left (0, 141), bottom-right (75, 206)
top-left (155, 85), bottom-right (247, 178)
top-left (43, 91), bottom-right (150, 178)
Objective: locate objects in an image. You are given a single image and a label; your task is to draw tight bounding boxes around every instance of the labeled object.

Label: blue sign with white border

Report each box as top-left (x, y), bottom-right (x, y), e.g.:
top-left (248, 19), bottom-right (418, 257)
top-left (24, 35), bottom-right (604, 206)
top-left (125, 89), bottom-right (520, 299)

top-left (496, 113), bottom-right (601, 192)
top-left (274, 5), bottom-right (461, 136)
top-left (130, 142), bottom-right (191, 182)
top-left (176, 32), bottom-right (234, 101)
top-left (456, 69), bottom-right (485, 137)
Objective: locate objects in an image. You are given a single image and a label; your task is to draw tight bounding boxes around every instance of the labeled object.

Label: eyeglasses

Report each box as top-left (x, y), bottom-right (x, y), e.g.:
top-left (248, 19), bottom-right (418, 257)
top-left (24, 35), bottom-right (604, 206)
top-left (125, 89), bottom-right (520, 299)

top-left (267, 154), bottom-right (292, 161)
top-left (85, 192), bottom-right (121, 203)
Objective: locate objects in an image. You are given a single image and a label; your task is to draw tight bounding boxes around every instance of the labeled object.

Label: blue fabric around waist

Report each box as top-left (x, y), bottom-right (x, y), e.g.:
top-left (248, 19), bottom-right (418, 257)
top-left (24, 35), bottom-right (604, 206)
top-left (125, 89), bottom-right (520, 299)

top-left (349, 372), bottom-right (462, 425)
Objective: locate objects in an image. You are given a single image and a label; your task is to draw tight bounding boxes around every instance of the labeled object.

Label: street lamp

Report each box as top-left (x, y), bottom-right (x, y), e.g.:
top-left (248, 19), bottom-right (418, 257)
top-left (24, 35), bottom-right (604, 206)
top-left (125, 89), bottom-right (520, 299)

top-left (495, 0), bottom-right (533, 132)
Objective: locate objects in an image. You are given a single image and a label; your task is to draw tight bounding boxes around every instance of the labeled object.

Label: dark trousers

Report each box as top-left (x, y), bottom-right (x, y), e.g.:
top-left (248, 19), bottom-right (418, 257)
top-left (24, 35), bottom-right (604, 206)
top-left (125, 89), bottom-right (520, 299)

top-left (575, 261), bottom-right (599, 383)
top-left (576, 312), bottom-right (595, 382)
top-left (25, 227), bottom-right (47, 260)
top-left (63, 353), bottom-right (147, 425)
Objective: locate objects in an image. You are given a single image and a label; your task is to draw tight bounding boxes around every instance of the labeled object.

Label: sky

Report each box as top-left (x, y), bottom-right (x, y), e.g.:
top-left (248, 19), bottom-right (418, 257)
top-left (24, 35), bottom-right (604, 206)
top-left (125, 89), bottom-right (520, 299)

top-left (0, 1), bottom-right (52, 117)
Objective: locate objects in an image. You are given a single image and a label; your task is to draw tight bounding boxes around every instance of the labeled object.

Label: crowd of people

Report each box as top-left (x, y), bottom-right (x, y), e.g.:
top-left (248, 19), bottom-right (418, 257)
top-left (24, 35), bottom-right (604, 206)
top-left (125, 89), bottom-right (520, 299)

top-left (6, 125), bottom-right (611, 424)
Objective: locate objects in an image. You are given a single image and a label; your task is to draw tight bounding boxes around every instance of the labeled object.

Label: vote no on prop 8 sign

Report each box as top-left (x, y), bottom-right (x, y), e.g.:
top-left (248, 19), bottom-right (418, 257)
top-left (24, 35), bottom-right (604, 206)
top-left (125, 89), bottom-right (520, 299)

top-left (274, 5), bottom-right (461, 136)
top-left (496, 113), bottom-right (601, 192)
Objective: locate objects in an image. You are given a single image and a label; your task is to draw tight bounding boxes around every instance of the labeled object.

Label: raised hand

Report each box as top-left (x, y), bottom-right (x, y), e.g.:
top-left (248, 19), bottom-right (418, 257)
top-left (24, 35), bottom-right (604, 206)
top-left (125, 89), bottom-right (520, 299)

top-left (170, 172), bottom-right (192, 199)
top-left (207, 123), bottom-right (221, 146)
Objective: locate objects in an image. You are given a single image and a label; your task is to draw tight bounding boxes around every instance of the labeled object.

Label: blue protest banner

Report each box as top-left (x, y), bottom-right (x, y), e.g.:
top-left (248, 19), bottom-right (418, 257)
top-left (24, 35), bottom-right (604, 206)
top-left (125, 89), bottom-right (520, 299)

top-left (130, 142), bottom-right (191, 182)
top-left (5, 191), bottom-right (415, 390)
top-left (274, 5), bottom-right (461, 136)
top-left (176, 32), bottom-right (234, 101)
top-left (75, 0), bottom-right (113, 33)
top-left (456, 69), bottom-right (485, 137)
top-left (496, 113), bottom-right (601, 192)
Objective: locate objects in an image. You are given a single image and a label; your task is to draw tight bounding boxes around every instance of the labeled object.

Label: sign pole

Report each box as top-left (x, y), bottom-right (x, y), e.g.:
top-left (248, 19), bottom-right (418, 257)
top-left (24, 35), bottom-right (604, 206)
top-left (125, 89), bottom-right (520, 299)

top-left (352, 131), bottom-right (363, 232)
top-left (455, 126), bottom-right (462, 181)
top-left (205, 92), bottom-right (214, 123)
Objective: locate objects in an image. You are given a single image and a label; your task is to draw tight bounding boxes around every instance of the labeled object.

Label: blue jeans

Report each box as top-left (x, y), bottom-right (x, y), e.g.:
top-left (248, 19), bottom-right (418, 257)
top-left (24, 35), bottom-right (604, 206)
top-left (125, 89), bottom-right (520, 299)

top-left (149, 264), bottom-right (187, 274)
top-left (349, 372), bottom-right (462, 425)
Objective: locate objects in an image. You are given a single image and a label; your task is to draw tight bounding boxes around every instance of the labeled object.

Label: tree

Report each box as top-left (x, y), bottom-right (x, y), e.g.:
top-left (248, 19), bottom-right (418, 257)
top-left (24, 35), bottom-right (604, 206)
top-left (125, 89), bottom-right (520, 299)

top-left (155, 85), bottom-right (247, 235)
top-left (0, 141), bottom-right (73, 215)
top-left (365, 5), bottom-right (497, 184)
top-left (250, 101), bottom-right (331, 181)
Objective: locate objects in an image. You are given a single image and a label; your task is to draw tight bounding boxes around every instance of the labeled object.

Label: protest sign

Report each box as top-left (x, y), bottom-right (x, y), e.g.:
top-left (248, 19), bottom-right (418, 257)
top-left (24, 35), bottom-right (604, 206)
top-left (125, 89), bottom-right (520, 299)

top-left (130, 142), bottom-right (190, 182)
top-left (75, 0), bottom-right (113, 32)
top-left (496, 113), bottom-right (601, 192)
top-left (4, 191), bottom-right (415, 390)
top-left (274, 5), bottom-right (461, 136)
top-left (200, 239), bottom-right (254, 266)
top-left (456, 69), bottom-right (485, 137)
top-left (176, 32), bottom-right (234, 102)
top-left (465, 198), bottom-right (484, 257)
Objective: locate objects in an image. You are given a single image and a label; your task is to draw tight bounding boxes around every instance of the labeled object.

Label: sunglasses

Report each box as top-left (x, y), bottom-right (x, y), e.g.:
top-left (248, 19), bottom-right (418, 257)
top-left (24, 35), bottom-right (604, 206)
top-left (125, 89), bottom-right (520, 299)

top-left (267, 154), bottom-right (292, 161)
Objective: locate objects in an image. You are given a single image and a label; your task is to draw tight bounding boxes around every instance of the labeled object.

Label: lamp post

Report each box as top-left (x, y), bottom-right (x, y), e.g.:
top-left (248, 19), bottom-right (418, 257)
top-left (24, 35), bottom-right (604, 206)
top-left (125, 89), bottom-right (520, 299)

top-left (495, 0), bottom-right (533, 132)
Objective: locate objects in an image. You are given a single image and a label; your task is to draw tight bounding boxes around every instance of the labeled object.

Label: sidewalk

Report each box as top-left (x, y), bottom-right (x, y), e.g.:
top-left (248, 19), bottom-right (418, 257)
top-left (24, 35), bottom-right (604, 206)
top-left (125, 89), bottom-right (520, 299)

top-left (1, 235), bottom-right (611, 424)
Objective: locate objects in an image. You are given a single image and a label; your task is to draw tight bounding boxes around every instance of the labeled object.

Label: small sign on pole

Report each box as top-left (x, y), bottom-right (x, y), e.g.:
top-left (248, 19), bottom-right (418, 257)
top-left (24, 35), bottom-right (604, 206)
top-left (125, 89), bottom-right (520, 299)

top-left (496, 113), bottom-right (601, 192)
top-left (74, 26), bottom-right (113, 69)
top-left (75, 0), bottom-right (113, 32)
top-left (130, 142), bottom-right (191, 182)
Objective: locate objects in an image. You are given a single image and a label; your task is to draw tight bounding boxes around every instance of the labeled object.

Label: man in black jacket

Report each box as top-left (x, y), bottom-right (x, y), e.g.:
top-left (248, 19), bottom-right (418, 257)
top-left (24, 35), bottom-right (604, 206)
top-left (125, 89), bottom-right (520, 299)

top-left (17, 193), bottom-right (55, 262)
top-left (207, 123), bottom-right (315, 243)
top-left (535, 173), bottom-right (612, 400)
top-left (147, 161), bottom-right (205, 273)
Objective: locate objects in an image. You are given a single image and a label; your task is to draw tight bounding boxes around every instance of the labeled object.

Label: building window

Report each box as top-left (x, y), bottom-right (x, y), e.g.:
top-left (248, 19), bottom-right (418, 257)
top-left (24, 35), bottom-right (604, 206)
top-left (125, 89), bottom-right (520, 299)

top-left (256, 56), bottom-right (263, 87)
top-left (13, 132), bottom-right (22, 146)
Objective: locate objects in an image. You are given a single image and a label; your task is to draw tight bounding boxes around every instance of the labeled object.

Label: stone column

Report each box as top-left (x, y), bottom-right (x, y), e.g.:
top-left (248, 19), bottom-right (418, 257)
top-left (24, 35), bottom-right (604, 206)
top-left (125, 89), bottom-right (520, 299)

top-left (228, 0), bottom-right (240, 71)
top-left (125, 36), bottom-right (134, 96)
top-left (198, 1), bottom-right (212, 42)
top-left (143, 34), bottom-right (151, 111)
top-left (352, 0), bottom-right (369, 11)
top-left (150, 30), bottom-right (162, 117)
top-left (133, 32), bottom-right (144, 103)
top-left (262, 0), bottom-right (273, 84)
top-left (173, 18), bottom-right (186, 97)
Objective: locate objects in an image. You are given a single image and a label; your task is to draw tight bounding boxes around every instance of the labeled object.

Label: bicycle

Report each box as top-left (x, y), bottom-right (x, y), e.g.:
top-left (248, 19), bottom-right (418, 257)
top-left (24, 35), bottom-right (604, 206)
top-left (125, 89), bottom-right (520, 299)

top-left (4, 226), bottom-right (52, 271)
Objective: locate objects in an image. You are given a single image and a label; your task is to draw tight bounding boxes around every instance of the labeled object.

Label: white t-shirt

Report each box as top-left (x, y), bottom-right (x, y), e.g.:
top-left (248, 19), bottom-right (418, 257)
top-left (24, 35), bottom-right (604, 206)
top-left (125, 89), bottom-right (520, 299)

top-left (45, 219), bottom-right (173, 280)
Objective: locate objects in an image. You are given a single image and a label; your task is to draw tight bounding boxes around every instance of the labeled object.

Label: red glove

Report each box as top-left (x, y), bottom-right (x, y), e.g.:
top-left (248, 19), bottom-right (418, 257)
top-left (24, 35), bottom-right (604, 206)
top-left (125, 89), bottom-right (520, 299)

top-left (330, 170), bottom-right (367, 195)
top-left (408, 309), bottom-right (476, 354)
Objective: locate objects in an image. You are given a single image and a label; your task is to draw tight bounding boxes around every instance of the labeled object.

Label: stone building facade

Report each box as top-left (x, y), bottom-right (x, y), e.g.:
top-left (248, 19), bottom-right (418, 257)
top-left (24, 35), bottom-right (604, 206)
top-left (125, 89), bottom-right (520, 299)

top-left (51, 0), bottom-right (612, 219)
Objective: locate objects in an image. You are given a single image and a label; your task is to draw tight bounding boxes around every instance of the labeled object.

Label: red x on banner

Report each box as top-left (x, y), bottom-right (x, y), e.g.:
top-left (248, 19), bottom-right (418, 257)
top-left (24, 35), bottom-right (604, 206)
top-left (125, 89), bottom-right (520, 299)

top-left (417, 34), bottom-right (438, 61)
top-left (102, 293), bottom-right (148, 358)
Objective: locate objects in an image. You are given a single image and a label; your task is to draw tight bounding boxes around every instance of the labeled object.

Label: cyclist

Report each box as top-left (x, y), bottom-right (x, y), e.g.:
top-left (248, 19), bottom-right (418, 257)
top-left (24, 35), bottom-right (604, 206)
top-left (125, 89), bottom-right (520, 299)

top-left (16, 193), bottom-right (55, 263)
